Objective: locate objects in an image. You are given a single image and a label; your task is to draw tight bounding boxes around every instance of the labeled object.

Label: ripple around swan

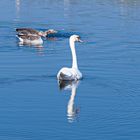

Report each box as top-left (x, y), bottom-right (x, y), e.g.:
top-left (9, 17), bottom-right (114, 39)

top-left (0, 0), bottom-right (140, 140)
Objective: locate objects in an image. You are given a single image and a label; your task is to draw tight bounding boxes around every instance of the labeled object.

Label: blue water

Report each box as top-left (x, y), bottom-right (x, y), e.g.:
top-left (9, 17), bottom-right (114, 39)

top-left (0, 0), bottom-right (140, 139)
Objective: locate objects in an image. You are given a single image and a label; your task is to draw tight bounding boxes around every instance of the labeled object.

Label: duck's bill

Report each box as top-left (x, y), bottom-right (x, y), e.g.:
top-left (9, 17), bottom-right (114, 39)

top-left (53, 30), bottom-right (58, 33)
top-left (51, 30), bottom-right (58, 34)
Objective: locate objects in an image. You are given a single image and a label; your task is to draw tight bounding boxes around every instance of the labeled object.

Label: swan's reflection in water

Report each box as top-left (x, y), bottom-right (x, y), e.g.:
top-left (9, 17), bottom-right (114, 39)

top-left (58, 80), bottom-right (80, 123)
top-left (15, 0), bottom-right (20, 20)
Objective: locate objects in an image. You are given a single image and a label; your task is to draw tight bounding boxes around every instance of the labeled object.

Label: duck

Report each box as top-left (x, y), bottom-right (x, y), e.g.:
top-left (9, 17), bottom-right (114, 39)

top-left (57, 35), bottom-right (83, 81)
top-left (16, 28), bottom-right (57, 45)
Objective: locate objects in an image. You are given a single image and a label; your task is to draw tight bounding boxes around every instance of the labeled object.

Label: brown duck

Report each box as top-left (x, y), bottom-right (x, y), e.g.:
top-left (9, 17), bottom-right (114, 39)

top-left (16, 28), bottom-right (57, 45)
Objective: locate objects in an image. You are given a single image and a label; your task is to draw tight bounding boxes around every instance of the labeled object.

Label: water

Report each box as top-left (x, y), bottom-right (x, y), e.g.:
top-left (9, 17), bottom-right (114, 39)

top-left (0, 0), bottom-right (140, 139)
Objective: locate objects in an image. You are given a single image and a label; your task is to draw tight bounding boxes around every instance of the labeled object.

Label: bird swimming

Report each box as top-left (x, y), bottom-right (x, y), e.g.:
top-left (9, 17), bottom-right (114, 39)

top-left (16, 28), bottom-right (57, 45)
top-left (57, 35), bottom-right (83, 81)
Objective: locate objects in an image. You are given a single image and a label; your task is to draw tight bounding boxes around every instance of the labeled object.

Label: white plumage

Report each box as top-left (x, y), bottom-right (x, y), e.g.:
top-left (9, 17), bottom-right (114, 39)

top-left (57, 35), bottom-right (83, 81)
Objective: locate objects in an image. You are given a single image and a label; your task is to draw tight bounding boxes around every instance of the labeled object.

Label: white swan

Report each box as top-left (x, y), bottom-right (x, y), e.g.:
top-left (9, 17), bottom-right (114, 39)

top-left (57, 35), bottom-right (83, 81)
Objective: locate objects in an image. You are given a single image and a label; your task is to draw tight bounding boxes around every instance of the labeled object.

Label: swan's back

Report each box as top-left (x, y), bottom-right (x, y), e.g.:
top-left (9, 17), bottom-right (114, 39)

top-left (57, 67), bottom-right (82, 81)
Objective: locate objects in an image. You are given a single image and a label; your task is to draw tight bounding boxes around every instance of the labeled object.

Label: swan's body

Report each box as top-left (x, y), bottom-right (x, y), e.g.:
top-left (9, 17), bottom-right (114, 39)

top-left (16, 28), bottom-right (57, 45)
top-left (57, 67), bottom-right (82, 81)
top-left (57, 35), bottom-right (83, 81)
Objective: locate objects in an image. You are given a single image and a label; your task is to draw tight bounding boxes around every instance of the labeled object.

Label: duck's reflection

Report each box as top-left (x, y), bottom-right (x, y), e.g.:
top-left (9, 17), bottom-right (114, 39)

top-left (58, 80), bottom-right (80, 123)
top-left (18, 42), bottom-right (45, 56)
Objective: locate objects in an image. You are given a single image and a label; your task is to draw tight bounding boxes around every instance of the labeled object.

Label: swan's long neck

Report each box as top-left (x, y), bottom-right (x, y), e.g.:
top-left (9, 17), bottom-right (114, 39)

top-left (67, 85), bottom-right (76, 117)
top-left (70, 39), bottom-right (78, 69)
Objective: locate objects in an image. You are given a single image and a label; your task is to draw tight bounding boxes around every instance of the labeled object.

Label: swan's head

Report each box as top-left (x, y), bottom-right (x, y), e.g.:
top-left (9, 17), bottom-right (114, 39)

top-left (70, 35), bottom-right (83, 43)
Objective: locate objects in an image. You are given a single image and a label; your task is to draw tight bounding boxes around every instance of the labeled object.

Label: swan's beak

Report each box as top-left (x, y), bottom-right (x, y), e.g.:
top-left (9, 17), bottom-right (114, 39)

top-left (78, 39), bottom-right (83, 43)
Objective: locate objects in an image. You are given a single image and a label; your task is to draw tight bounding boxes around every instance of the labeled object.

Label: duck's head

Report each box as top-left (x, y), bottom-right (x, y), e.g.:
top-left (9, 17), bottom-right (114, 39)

top-left (70, 35), bottom-right (83, 43)
top-left (45, 29), bottom-right (57, 36)
top-left (38, 31), bottom-right (45, 37)
top-left (38, 29), bottom-right (57, 37)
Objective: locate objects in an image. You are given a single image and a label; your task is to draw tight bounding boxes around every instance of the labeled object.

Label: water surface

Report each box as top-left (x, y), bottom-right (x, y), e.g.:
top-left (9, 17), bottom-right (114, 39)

top-left (0, 0), bottom-right (140, 139)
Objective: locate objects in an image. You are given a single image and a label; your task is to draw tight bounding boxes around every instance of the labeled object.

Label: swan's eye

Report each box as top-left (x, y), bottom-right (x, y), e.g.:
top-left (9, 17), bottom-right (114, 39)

top-left (77, 36), bottom-right (80, 40)
top-left (76, 36), bottom-right (83, 42)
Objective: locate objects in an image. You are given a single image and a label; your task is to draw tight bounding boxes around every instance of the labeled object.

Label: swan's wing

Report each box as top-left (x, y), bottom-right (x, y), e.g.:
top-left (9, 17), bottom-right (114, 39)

top-left (57, 68), bottom-right (73, 81)
top-left (16, 28), bottom-right (39, 36)
top-left (59, 72), bottom-right (73, 80)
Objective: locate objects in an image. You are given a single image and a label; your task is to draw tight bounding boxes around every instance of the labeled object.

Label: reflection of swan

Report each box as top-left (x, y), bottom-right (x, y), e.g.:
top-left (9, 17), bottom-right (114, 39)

top-left (15, 0), bottom-right (20, 19)
top-left (15, 0), bottom-right (20, 11)
top-left (59, 80), bottom-right (80, 123)
top-left (16, 28), bottom-right (57, 45)
top-left (57, 35), bottom-right (83, 81)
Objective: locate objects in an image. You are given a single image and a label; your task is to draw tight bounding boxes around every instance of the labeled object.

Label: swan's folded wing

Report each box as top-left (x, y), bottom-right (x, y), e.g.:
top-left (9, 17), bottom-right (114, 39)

top-left (58, 68), bottom-right (73, 80)
top-left (59, 72), bottom-right (72, 80)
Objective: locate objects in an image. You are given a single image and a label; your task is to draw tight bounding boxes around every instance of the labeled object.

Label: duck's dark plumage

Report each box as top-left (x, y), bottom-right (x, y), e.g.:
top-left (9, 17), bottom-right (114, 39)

top-left (16, 28), bottom-right (40, 36)
top-left (16, 28), bottom-right (57, 45)
top-left (17, 34), bottom-right (40, 40)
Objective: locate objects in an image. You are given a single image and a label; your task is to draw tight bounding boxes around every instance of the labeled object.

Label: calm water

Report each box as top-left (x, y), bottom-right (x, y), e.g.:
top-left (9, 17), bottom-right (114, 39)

top-left (0, 0), bottom-right (140, 139)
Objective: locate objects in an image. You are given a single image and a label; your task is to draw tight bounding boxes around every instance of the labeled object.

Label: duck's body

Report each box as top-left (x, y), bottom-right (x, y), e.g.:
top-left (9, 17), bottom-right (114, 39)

top-left (16, 28), bottom-right (41, 36)
top-left (16, 28), bottom-right (57, 45)
top-left (17, 34), bottom-right (43, 45)
top-left (57, 35), bottom-right (83, 81)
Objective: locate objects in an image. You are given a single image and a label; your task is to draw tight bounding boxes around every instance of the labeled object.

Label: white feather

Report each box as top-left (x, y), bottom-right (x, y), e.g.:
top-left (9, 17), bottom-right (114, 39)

top-left (57, 35), bottom-right (83, 81)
